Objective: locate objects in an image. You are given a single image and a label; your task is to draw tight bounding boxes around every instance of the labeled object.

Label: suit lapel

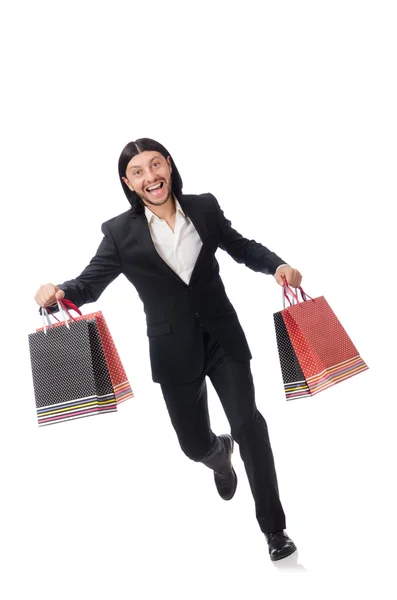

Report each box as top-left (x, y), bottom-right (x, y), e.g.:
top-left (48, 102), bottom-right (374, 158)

top-left (133, 212), bottom-right (184, 285)
top-left (178, 195), bottom-right (209, 285)
top-left (179, 195), bottom-right (209, 242)
top-left (131, 194), bottom-right (209, 285)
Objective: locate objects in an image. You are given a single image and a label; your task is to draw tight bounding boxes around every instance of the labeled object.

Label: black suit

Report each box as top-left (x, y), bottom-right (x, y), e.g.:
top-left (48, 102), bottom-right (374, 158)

top-left (55, 192), bottom-right (287, 533)
top-left (57, 193), bottom-right (285, 384)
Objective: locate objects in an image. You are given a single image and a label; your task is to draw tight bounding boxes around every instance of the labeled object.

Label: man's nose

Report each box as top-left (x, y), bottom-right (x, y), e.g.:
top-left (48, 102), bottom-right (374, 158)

top-left (144, 172), bottom-right (161, 186)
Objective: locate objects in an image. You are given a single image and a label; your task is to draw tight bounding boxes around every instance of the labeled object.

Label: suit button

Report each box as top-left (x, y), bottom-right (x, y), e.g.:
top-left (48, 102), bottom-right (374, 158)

top-left (188, 286), bottom-right (192, 291)
top-left (195, 312), bottom-right (200, 317)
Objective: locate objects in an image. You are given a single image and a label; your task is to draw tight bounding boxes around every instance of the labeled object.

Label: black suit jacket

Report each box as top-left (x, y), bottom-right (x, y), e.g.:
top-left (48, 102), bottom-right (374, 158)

top-left (54, 193), bottom-right (286, 385)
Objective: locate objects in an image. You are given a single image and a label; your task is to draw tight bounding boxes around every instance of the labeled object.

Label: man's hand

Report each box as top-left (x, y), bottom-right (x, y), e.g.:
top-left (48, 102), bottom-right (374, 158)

top-left (274, 265), bottom-right (302, 288)
top-left (34, 283), bottom-right (65, 307)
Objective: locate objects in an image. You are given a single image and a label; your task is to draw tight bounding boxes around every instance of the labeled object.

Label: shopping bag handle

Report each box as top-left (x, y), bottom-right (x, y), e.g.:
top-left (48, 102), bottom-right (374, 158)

top-left (59, 298), bottom-right (82, 317)
top-left (282, 278), bottom-right (313, 308)
top-left (41, 299), bottom-right (82, 334)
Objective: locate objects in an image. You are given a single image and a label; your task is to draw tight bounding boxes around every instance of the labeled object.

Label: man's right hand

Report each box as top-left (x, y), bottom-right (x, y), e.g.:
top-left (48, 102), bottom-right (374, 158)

top-left (34, 284), bottom-right (65, 307)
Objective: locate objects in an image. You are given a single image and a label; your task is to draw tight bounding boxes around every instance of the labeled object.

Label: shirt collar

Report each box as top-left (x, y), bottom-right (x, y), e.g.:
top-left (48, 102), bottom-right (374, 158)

top-left (145, 193), bottom-right (185, 224)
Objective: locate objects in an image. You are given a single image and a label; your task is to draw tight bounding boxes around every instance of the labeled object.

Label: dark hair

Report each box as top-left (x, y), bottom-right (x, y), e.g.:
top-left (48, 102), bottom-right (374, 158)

top-left (118, 138), bottom-right (183, 214)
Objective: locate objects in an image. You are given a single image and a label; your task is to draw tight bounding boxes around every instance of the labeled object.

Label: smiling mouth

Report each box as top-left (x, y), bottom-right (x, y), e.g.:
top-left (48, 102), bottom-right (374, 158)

top-left (146, 182), bottom-right (164, 193)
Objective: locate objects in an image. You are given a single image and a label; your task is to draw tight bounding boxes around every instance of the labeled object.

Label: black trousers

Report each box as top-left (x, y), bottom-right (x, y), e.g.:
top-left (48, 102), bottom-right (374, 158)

top-left (160, 328), bottom-right (286, 534)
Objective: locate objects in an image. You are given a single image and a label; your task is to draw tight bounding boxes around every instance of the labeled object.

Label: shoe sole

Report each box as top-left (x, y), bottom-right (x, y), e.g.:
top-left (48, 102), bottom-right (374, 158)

top-left (270, 543), bottom-right (297, 561)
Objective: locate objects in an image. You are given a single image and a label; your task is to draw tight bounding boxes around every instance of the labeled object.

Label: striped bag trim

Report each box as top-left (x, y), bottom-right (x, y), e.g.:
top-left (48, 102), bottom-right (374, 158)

top-left (113, 381), bottom-right (134, 404)
top-left (37, 393), bottom-right (117, 426)
top-left (306, 355), bottom-right (369, 396)
top-left (283, 380), bottom-right (312, 401)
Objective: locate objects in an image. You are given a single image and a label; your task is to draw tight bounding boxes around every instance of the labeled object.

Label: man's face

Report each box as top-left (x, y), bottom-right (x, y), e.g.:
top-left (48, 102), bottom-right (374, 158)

top-left (122, 151), bottom-right (173, 208)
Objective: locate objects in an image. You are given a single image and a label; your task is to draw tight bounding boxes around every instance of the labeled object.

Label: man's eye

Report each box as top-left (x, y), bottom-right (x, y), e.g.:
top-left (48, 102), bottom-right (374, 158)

top-left (134, 171), bottom-right (140, 175)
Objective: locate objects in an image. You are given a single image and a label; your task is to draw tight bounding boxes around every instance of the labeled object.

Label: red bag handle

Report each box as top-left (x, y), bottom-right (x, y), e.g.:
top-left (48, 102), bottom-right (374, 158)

top-left (59, 298), bottom-right (82, 319)
top-left (43, 298), bottom-right (82, 324)
top-left (282, 278), bottom-right (314, 307)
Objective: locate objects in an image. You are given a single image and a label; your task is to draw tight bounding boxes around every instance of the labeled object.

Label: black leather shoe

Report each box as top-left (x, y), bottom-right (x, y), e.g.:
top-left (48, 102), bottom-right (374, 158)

top-left (264, 531), bottom-right (297, 561)
top-left (214, 434), bottom-right (237, 501)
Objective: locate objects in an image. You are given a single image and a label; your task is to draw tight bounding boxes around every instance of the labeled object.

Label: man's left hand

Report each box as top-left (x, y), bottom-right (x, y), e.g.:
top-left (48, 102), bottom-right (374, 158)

top-left (274, 265), bottom-right (302, 288)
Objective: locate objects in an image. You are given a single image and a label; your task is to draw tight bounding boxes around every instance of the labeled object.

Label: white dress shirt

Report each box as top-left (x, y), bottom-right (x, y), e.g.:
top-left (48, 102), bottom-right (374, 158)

top-left (145, 196), bottom-right (203, 285)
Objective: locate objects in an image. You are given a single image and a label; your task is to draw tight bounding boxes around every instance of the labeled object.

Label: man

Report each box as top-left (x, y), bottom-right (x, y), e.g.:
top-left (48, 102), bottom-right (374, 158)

top-left (34, 138), bottom-right (302, 561)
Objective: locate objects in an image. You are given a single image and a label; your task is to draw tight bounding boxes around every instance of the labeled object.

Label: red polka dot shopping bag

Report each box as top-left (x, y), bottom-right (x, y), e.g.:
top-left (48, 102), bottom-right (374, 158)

top-left (273, 282), bottom-right (368, 400)
top-left (28, 299), bottom-right (134, 426)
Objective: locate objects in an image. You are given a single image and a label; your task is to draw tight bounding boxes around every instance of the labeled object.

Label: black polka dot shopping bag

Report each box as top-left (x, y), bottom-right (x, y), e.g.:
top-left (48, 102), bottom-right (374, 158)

top-left (28, 299), bottom-right (134, 426)
top-left (273, 281), bottom-right (368, 400)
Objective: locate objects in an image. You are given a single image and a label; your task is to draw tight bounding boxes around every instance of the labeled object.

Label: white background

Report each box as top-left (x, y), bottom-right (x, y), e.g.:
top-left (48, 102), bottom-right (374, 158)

top-left (1, 1), bottom-right (396, 598)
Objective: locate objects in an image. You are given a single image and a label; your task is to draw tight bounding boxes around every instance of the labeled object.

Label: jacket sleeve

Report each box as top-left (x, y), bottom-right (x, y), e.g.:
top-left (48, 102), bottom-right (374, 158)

top-left (210, 193), bottom-right (288, 276)
top-left (41, 222), bottom-right (122, 314)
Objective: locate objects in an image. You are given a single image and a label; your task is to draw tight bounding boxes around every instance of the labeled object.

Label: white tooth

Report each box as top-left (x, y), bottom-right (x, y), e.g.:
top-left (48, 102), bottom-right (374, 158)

top-left (148, 183), bottom-right (161, 191)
